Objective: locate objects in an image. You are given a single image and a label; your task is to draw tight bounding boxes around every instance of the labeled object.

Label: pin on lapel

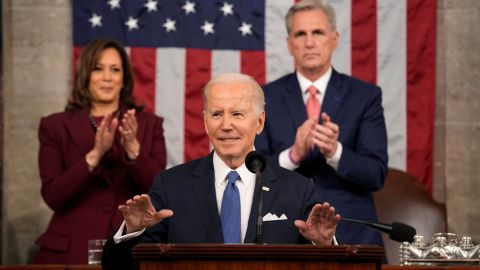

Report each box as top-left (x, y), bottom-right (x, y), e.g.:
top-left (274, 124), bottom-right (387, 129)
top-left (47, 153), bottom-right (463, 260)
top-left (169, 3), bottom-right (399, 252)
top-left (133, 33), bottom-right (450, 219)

top-left (262, 186), bottom-right (269, 191)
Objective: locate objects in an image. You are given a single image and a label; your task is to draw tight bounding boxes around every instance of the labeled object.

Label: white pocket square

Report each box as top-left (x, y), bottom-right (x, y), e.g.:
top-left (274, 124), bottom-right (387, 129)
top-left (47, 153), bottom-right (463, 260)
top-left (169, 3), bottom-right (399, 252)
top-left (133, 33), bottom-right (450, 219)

top-left (263, 212), bottom-right (288, 221)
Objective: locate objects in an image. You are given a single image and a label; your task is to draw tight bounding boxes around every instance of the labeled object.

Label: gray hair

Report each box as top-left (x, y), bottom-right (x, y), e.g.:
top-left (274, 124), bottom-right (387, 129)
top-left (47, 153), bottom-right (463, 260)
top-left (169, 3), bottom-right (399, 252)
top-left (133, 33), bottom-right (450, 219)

top-left (285, 0), bottom-right (337, 34)
top-left (203, 73), bottom-right (265, 116)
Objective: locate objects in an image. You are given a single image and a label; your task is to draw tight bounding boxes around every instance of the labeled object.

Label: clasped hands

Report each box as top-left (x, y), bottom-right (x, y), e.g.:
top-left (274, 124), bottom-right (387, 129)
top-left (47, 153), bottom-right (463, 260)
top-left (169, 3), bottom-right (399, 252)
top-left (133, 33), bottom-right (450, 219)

top-left (85, 109), bottom-right (140, 171)
top-left (290, 112), bottom-right (339, 164)
top-left (119, 194), bottom-right (340, 245)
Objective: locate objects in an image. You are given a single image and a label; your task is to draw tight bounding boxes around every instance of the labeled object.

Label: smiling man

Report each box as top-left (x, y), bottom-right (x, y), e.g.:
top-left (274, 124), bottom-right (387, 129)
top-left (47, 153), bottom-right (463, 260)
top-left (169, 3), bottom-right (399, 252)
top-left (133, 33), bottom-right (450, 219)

top-left (102, 73), bottom-right (340, 270)
top-left (203, 76), bottom-right (265, 169)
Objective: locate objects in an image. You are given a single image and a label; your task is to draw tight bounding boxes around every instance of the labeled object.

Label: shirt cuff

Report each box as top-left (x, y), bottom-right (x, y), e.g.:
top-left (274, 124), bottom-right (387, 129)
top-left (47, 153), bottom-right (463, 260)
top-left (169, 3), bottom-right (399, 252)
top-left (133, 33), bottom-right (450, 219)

top-left (113, 220), bottom-right (146, 244)
top-left (333, 235), bottom-right (338, 245)
top-left (326, 142), bottom-right (342, 171)
top-left (279, 148), bottom-right (300, 171)
top-left (311, 235), bottom-right (338, 245)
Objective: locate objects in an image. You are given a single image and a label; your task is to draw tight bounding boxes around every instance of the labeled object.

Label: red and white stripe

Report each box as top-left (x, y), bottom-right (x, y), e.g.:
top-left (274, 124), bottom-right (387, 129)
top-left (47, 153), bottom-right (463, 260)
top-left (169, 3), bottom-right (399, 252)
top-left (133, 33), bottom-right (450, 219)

top-left (73, 0), bottom-right (436, 193)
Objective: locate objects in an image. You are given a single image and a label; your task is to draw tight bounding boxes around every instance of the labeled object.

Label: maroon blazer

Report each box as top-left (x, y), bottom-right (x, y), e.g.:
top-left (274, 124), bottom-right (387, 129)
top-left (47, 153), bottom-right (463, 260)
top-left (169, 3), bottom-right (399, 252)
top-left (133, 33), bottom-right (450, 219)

top-left (33, 108), bottom-right (166, 264)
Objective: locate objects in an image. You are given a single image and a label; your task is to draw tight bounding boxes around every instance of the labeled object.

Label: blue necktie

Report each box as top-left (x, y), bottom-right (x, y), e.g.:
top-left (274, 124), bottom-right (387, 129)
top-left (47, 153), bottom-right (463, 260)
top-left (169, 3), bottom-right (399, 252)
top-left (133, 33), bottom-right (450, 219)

top-left (220, 171), bottom-right (241, 243)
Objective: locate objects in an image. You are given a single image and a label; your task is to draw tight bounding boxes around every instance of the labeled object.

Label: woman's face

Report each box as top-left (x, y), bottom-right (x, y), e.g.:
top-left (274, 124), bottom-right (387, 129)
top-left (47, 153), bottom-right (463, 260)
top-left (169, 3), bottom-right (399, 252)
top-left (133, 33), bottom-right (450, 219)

top-left (89, 47), bottom-right (123, 108)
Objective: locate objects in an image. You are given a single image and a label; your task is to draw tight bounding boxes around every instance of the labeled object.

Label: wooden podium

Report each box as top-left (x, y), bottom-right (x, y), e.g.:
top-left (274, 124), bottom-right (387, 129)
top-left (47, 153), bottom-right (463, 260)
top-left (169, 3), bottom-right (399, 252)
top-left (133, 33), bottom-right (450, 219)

top-left (132, 243), bottom-right (385, 270)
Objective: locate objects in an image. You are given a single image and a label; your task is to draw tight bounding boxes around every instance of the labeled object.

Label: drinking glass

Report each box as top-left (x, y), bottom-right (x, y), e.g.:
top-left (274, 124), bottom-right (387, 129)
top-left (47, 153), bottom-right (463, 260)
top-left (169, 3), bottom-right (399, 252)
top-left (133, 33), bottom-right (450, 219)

top-left (87, 239), bottom-right (106, 265)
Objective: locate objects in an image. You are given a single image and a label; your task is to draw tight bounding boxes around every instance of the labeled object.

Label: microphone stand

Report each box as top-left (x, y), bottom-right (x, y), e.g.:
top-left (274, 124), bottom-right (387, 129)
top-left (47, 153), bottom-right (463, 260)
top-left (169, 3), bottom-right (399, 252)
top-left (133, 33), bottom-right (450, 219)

top-left (245, 151), bottom-right (267, 245)
top-left (254, 163), bottom-right (263, 244)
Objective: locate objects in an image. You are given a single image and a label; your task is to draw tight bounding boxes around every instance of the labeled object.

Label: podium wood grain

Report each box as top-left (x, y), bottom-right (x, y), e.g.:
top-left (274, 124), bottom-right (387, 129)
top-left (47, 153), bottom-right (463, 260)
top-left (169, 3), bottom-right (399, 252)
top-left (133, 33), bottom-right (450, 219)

top-left (132, 244), bottom-right (384, 270)
top-left (1, 245), bottom-right (478, 270)
top-left (0, 263), bottom-right (480, 269)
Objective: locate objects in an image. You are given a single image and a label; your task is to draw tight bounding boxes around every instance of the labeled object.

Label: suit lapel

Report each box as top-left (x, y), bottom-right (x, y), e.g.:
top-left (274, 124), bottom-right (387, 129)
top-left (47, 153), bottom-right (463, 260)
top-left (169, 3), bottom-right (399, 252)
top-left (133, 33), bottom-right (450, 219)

top-left (282, 71), bottom-right (349, 129)
top-left (64, 107), bottom-right (147, 154)
top-left (322, 69), bottom-right (347, 121)
top-left (64, 109), bottom-right (95, 155)
top-left (134, 111), bottom-right (146, 147)
top-left (190, 152), bottom-right (224, 243)
top-left (283, 73), bottom-right (307, 129)
top-left (244, 165), bottom-right (277, 243)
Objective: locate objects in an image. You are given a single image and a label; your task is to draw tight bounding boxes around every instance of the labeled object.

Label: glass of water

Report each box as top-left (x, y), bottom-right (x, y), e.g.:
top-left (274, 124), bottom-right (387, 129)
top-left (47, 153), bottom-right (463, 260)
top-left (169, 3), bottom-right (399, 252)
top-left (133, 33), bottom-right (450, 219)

top-left (88, 239), bottom-right (107, 265)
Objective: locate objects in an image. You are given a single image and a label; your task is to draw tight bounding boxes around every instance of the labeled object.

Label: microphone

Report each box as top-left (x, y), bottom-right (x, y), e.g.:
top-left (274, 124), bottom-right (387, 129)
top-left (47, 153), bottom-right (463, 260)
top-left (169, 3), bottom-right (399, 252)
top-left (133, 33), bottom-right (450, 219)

top-left (341, 217), bottom-right (416, 243)
top-left (245, 151), bottom-right (267, 174)
top-left (245, 151), bottom-right (267, 244)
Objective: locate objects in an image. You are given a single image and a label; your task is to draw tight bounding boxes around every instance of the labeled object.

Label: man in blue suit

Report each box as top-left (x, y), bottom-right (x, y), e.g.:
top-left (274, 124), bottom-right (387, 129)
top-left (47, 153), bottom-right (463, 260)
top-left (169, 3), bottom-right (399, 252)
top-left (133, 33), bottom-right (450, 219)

top-left (255, 0), bottom-right (388, 247)
top-left (102, 73), bottom-right (340, 270)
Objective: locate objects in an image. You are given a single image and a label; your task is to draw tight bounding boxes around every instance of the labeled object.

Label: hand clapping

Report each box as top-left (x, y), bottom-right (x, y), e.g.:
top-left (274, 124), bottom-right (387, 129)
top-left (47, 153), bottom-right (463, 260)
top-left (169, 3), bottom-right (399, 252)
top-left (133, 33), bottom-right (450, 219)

top-left (119, 109), bottom-right (141, 160)
top-left (311, 113), bottom-right (339, 158)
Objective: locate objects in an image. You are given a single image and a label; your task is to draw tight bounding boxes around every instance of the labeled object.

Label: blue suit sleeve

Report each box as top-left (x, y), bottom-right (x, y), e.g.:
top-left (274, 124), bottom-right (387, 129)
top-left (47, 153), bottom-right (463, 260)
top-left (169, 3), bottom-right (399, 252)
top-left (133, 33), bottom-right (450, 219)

top-left (337, 86), bottom-right (388, 191)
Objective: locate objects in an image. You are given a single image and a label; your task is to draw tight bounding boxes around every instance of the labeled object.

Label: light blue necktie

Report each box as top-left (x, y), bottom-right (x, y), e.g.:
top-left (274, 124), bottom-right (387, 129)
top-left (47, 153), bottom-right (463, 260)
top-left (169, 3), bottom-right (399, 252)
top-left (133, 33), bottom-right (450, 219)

top-left (220, 171), bottom-right (241, 243)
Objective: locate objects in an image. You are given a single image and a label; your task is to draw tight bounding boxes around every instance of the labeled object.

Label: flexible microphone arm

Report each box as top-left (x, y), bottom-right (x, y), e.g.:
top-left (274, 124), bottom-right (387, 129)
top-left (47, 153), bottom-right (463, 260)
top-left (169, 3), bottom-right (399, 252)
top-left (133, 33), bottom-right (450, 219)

top-left (341, 217), bottom-right (416, 243)
top-left (341, 218), bottom-right (393, 233)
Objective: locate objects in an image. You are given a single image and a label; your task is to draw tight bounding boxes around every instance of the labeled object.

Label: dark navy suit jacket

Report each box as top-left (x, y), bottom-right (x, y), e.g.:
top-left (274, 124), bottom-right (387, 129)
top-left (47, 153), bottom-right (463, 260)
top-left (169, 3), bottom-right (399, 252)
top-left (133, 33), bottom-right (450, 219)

top-left (102, 152), bottom-right (321, 269)
top-left (255, 70), bottom-right (388, 246)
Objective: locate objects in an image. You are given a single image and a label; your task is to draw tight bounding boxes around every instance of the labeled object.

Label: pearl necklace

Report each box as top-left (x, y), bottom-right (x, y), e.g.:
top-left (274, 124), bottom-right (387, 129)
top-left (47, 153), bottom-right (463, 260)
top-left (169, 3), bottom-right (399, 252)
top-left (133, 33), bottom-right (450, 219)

top-left (88, 113), bottom-right (100, 131)
top-left (88, 110), bottom-right (121, 131)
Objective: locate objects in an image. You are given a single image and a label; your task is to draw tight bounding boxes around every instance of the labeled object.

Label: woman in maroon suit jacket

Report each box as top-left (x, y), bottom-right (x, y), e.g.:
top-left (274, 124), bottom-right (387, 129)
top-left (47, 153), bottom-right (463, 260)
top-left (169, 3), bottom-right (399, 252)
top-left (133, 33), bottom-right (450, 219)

top-left (33, 38), bottom-right (166, 264)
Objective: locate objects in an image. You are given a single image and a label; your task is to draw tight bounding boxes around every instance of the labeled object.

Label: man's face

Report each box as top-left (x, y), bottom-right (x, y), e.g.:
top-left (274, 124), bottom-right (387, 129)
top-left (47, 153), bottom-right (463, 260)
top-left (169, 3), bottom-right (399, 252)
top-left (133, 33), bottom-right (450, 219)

top-left (204, 82), bottom-right (265, 169)
top-left (287, 9), bottom-right (339, 78)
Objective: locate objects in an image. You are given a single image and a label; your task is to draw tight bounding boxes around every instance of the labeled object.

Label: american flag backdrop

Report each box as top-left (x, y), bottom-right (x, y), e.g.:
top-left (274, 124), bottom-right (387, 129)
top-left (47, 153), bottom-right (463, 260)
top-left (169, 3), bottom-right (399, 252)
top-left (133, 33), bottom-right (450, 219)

top-left (73, 0), bottom-right (436, 193)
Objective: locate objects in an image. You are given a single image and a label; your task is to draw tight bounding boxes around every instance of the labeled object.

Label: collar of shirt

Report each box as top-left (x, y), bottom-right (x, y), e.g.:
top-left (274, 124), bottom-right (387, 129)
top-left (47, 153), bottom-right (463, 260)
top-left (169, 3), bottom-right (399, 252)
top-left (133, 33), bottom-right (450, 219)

top-left (296, 66), bottom-right (332, 105)
top-left (212, 151), bottom-right (256, 243)
top-left (213, 151), bottom-right (256, 190)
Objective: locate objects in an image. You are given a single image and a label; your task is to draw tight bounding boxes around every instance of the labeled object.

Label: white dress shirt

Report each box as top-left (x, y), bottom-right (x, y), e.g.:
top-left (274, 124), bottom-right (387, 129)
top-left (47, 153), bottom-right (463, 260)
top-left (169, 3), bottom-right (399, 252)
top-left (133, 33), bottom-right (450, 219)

top-left (213, 151), bottom-right (256, 243)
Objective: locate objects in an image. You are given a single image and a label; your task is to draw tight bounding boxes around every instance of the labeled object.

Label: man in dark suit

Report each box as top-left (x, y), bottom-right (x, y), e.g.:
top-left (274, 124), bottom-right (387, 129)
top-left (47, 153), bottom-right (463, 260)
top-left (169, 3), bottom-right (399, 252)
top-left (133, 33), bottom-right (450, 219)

top-left (102, 73), bottom-right (340, 270)
top-left (254, 0), bottom-right (388, 247)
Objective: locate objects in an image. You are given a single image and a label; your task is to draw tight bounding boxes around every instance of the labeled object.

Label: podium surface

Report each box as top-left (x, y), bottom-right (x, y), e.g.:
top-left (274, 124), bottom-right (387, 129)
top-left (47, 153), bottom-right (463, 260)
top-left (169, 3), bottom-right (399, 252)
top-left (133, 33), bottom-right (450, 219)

top-left (132, 243), bottom-right (384, 270)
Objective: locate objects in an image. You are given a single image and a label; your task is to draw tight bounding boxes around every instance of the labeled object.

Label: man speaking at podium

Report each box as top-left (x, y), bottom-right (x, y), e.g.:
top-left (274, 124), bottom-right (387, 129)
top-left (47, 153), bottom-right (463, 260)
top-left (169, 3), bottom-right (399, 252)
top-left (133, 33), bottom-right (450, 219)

top-left (102, 73), bottom-right (340, 269)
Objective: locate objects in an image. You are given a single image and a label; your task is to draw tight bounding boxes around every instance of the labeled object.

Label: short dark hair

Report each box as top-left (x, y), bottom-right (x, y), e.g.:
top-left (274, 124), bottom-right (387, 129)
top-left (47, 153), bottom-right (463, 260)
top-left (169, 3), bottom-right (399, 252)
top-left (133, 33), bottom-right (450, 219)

top-left (65, 38), bottom-right (143, 112)
top-left (285, 0), bottom-right (337, 35)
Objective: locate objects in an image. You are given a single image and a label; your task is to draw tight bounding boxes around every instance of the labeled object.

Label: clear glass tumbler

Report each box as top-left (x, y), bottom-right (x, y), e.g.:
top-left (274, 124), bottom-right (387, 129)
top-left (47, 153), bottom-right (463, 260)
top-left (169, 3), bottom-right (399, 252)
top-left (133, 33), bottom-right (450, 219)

top-left (87, 239), bottom-right (107, 265)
